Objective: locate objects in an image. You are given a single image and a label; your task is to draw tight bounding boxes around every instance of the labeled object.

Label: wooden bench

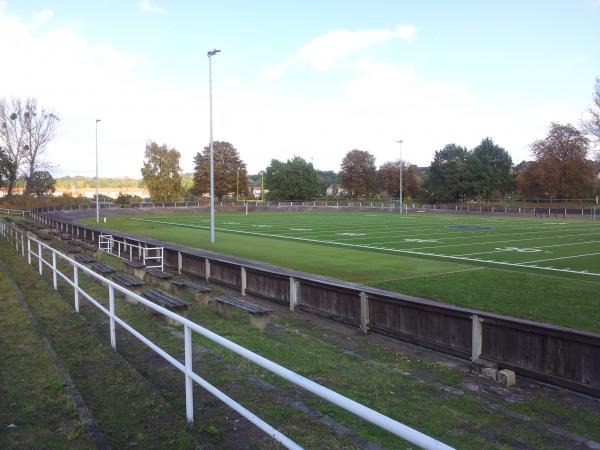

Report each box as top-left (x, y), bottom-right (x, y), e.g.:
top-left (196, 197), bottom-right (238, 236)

top-left (213, 295), bottom-right (271, 330)
top-left (145, 267), bottom-right (172, 290)
top-left (74, 254), bottom-right (96, 264)
top-left (123, 258), bottom-right (146, 279)
top-left (61, 243), bottom-right (80, 255)
top-left (111, 272), bottom-right (146, 304)
top-left (170, 277), bottom-right (211, 304)
top-left (90, 262), bottom-right (116, 274)
top-left (143, 288), bottom-right (187, 326)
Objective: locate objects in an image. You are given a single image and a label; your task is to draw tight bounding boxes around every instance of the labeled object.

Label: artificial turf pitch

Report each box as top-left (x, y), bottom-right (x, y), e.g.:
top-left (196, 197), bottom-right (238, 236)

top-left (83, 210), bottom-right (600, 333)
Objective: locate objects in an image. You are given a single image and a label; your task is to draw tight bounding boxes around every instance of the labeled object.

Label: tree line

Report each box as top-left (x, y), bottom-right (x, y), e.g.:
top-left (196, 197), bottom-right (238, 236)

top-left (141, 77), bottom-right (600, 203)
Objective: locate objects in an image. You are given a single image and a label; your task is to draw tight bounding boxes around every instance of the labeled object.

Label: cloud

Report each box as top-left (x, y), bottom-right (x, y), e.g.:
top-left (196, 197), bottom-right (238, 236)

top-left (261, 24), bottom-right (415, 78)
top-left (139, 0), bottom-right (166, 14)
top-left (568, 55), bottom-right (587, 65)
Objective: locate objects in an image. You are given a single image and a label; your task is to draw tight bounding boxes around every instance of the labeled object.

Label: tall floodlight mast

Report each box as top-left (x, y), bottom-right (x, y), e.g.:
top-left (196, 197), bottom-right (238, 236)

top-left (208, 49), bottom-right (221, 243)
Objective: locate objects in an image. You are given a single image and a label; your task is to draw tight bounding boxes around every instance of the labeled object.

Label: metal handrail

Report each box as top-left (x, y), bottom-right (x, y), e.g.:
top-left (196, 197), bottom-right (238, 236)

top-left (0, 219), bottom-right (453, 450)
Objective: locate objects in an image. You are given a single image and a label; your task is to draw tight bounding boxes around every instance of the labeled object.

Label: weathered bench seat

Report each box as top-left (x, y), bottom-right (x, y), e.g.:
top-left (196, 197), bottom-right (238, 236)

top-left (123, 258), bottom-right (146, 279)
top-left (171, 277), bottom-right (211, 304)
top-left (143, 288), bottom-right (187, 326)
top-left (74, 254), bottom-right (96, 264)
top-left (144, 267), bottom-right (172, 290)
top-left (91, 262), bottom-right (116, 274)
top-left (213, 295), bottom-right (271, 330)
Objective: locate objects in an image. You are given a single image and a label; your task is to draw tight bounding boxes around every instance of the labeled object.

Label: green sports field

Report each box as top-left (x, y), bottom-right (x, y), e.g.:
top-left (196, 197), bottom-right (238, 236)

top-left (83, 210), bottom-right (600, 332)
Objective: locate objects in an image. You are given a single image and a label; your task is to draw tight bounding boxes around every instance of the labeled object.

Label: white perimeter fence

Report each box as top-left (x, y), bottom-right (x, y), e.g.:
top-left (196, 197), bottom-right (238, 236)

top-left (0, 219), bottom-right (453, 450)
top-left (0, 208), bottom-right (30, 217)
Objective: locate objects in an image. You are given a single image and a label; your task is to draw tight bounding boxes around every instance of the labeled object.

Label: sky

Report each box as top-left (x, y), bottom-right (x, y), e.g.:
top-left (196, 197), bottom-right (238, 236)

top-left (1, 0), bottom-right (599, 178)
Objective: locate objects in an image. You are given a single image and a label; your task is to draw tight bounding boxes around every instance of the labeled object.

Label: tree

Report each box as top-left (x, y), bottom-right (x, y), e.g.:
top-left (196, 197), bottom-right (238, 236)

top-left (0, 97), bottom-right (59, 196)
top-left (517, 123), bottom-right (596, 198)
top-left (467, 138), bottom-right (514, 199)
top-left (379, 160), bottom-right (420, 199)
top-left (192, 141), bottom-right (249, 201)
top-left (583, 77), bottom-right (600, 151)
top-left (140, 141), bottom-right (183, 201)
top-left (0, 146), bottom-right (17, 191)
top-left (424, 144), bottom-right (470, 202)
top-left (28, 170), bottom-right (56, 197)
top-left (316, 170), bottom-right (338, 196)
top-left (338, 150), bottom-right (378, 197)
top-left (264, 156), bottom-right (321, 201)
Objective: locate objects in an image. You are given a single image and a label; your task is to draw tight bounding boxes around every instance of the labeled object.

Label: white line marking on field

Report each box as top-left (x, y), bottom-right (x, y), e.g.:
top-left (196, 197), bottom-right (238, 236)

top-left (456, 239), bottom-right (600, 257)
top-left (378, 267), bottom-right (484, 283)
top-left (404, 238), bottom-right (439, 243)
top-left (129, 217), bottom-right (600, 277)
top-left (224, 222), bottom-right (240, 225)
top-left (494, 247), bottom-right (543, 253)
top-left (544, 222), bottom-right (567, 225)
top-left (337, 232), bottom-right (366, 236)
top-left (522, 252), bottom-right (600, 264)
top-left (290, 228), bottom-right (312, 231)
top-left (252, 224), bottom-right (272, 228)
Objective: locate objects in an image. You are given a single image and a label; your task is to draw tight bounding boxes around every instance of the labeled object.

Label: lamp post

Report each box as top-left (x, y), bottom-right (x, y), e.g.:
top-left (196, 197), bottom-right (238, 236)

top-left (96, 119), bottom-right (101, 223)
top-left (397, 139), bottom-right (403, 214)
top-left (208, 48), bottom-right (220, 243)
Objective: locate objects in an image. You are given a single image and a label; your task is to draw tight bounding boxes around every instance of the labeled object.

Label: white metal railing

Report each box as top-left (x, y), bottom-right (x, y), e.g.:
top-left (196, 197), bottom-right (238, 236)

top-left (0, 207), bottom-right (30, 217)
top-left (98, 234), bottom-right (164, 270)
top-left (0, 219), bottom-right (453, 450)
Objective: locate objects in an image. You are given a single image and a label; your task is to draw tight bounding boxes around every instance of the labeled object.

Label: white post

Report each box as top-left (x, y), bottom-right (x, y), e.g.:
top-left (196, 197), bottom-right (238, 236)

top-left (27, 237), bottom-right (31, 265)
top-left (21, 233), bottom-right (24, 257)
top-left (471, 314), bottom-right (482, 361)
top-left (178, 251), bottom-right (183, 274)
top-left (241, 266), bottom-right (247, 296)
top-left (289, 277), bottom-right (298, 311)
top-left (38, 242), bottom-right (43, 275)
top-left (109, 285), bottom-right (116, 350)
top-left (73, 266), bottom-right (80, 313)
top-left (184, 325), bottom-right (194, 423)
top-left (360, 292), bottom-right (369, 335)
top-left (205, 258), bottom-right (211, 282)
top-left (52, 251), bottom-right (57, 290)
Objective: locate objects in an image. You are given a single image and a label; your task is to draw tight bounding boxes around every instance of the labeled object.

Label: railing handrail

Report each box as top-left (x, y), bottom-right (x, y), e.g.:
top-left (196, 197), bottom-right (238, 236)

top-left (0, 219), bottom-right (453, 450)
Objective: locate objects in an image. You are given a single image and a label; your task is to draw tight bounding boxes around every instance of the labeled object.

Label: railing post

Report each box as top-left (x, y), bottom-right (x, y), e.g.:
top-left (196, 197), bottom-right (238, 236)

top-left (240, 266), bottom-right (247, 296)
top-left (52, 251), bottom-right (57, 290)
top-left (184, 325), bottom-right (194, 423)
top-left (27, 237), bottom-right (31, 265)
top-left (109, 285), bottom-right (116, 350)
top-left (73, 266), bottom-right (80, 313)
top-left (178, 251), bottom-right (182, 274)
top-left (471, 314), bottom-right (482, 362)
top-left (289, 277), bottom-right (298, 311)
top-left (360, 292), bottom-right (369, 335)
top-left (205, 258), bottom-right (210, 282)
top-left (38, 242), bottom-right (43, 275)
top-left (21, 233), bottom-right (25, 257)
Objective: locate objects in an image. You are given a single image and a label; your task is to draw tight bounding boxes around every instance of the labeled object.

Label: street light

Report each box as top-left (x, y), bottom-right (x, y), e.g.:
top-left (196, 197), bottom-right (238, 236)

top-left (397, 139), bottom-right (403, 214)
top-left (96, 119), bottom-right (101, 223)
top-left (208, 48), bottom-right (220, 243)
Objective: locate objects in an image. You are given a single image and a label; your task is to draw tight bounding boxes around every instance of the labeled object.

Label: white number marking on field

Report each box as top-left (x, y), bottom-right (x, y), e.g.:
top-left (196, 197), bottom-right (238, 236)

top-left (290, 228), bottom-right (312, 231)
top-left (337, 232), bottom-right (366, 236)
top-left (404, 238), bottom-right (439, 243)
top-left (494, 247), bottom-right (543, 253)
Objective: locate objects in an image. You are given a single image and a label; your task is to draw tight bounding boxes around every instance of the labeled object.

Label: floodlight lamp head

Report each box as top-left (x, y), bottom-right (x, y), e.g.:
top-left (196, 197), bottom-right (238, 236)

top-left (207, 49), bottom-right (221, 57)
top-left (96, 119), bottom-right (101, 123)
